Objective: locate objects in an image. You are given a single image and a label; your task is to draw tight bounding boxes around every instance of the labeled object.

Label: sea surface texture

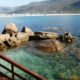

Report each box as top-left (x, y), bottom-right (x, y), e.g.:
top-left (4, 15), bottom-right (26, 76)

top-left (0, 15), bottom-right (80, 80)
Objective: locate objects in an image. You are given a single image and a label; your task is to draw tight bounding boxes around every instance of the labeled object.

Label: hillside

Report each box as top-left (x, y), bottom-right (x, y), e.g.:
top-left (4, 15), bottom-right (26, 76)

top-left (62, 1), bottom-right (80, 12)
top-left (1, 0), bottom-right (80, 14)
top-left (0, 7), bottom-right (12, 13)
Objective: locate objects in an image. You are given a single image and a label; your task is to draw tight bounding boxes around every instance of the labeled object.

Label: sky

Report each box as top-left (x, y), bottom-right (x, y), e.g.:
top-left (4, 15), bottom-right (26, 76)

top-left (0, 0), bottom-right (44, 7)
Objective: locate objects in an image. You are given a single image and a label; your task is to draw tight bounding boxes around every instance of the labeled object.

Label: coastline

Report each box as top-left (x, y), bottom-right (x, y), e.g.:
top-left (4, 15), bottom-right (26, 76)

top-left (0, 13), bottom-right (80, 17)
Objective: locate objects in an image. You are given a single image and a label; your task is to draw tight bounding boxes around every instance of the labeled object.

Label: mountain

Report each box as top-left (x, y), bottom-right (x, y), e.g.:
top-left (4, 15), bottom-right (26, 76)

top-left (0, 7), bottom-right (12, 13)
top-left (1, 0), bottom-right (80, 14)
top-left (62, 1), bottom-right (80, 11)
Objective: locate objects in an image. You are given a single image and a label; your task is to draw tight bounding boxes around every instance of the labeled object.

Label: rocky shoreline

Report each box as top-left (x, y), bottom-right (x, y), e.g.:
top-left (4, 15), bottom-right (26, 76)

top-left (0, 13), bottom-right (80, 17)
top-left (0, 23), bottom-right (75, 52)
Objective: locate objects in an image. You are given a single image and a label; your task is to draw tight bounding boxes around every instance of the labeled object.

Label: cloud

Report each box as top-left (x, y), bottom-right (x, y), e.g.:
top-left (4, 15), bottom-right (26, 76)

top-left (7, 2), bottom-right (12, 5)
top-left (24, 0), bottom-right (28, 2)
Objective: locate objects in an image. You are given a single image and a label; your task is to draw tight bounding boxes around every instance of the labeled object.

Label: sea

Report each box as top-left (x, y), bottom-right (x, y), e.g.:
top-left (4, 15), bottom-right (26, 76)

top-left (0, 15), bottom-right (80, 80)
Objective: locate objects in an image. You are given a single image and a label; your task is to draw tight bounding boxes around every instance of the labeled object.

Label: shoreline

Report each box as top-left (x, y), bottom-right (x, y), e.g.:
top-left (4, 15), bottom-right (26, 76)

top-left (0, 13), bottom-right (80, 17)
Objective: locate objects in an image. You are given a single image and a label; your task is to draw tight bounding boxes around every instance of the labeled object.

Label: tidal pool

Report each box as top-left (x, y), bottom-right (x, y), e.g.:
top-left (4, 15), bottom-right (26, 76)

top-left (0, 15), bottom-right (80, 80)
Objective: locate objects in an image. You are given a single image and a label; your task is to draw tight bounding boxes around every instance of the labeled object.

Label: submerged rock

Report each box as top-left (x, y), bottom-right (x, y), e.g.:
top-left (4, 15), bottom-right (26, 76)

top-left (34, 31), bottom-right (59, 39)
top-left (0, 77), bottom-right (8, 80)
top-left (2, 23), bottom-right (18, 34)
top-left (60, 32), bottom-right (75, 42)
top-left (54, 27), bottom-right (64, 30)
top-left (70, 74), bottom-right (79, 80)
top-left (35, 39), bottom-right (63, 52)
top-left (75, 54), bottom-right (80, 60)
top-left (57, 72), bottom-right (67, 80)
top-left (22, 26), bottom-right (34, 36)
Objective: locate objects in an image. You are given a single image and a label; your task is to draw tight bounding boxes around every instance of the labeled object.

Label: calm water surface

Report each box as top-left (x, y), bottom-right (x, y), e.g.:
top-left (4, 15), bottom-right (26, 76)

top-left (0, 15), bottom-right (80, 80)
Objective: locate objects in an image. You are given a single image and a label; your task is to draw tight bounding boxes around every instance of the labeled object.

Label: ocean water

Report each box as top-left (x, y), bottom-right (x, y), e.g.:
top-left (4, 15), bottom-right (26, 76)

top-left (0, 15), bottom-right (80, 80)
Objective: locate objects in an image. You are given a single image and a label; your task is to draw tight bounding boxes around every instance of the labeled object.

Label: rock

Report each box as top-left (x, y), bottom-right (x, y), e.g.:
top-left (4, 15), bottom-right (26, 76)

top-left (2, 23), bottom-right (18, 34)
top-left (4, 37), bottom-right (21, 47)
top-left (54, 27), bottom-right (63, 30)
top-left (70, 74), bottom-right (79, 80)
top-left (34, 31), bottom-right (59, 39)
top-left (57, 72), bottom-right (67, 80)
top-left (35, 39), bottom-right (63, 52)
top-left (0, 34), bottom-right (10, 42)
top-left (75, 54), bottom-right (80, 60)
top-left (15, 32), bottom-right (29, 42)
top-left (22, 26), bottom-right (34, 36)
top-left (0, 42), bottom-right (7, 50)
top-left (60, 32), bottom-right (75, 42)
top-left (0, 77), bottom-right (8, 80)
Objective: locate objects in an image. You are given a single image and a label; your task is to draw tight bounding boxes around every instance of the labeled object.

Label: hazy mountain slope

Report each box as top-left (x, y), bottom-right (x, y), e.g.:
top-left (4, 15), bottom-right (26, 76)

top-left (1, 0), bottom-right (80, 14)
top-left (0, 7), bottom-right (11, 13)
top-left (63, 1), bottom-right (80, 11)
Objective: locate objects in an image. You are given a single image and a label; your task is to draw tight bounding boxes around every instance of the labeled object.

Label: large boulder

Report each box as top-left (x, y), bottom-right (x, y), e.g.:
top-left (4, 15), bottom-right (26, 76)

top-left (4, 37), bottom-right (21, 47)
top-left (35, 39), bottom-right (63, 52)
top-left (60, 32), bottom-right (75, 42)
top-left (2, 23), bottom-right (18, 34)
top-left (22, 26), bottom-right (34, 36)
top-left (0, 34), bottom-right (10, 42)
top-left (15, 32), bottom-right (29, 42)
top-left (0, 34), bottom-right (10, 50)
top-left (34, 31), bottom-right (59, 39)
top-left (0, 42), bottom-right (7, 50)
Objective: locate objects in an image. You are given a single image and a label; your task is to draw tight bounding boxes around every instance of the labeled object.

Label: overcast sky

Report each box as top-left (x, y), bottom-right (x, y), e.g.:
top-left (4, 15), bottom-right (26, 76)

top-left (0, 0), bottom-right (44, 7)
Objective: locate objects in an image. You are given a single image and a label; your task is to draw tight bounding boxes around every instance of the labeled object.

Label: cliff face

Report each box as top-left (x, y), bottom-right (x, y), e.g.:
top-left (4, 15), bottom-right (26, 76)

top-left (0, 0), bottom-right (80, 14)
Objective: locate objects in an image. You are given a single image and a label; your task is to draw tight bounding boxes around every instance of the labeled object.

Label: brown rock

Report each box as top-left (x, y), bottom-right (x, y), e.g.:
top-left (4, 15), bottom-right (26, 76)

top-left (35, 39), bottom-right (63, 52)
top-left (60, 32), bottom-right (75, 42)
top-left (15, 32), bottom-right (29, 42)
top-left (22, 26), bottom-right (34, 36)
top-left (0, 42), bottom-right (7, 50)
top-left (75, 54), bottom-right (80, 60)
top-left (0, 77), bottom-right (8, 80)
top-left (0, 34), bottom-right (10, 42)
top-left (54, 27), bottom-right (63, 30)
top-left (70, 74), bottom-right (79, 80)
top-left (34, 31), bottom-right (59, 39)
top-left (4, 37), bottom-right (21, 47)
top-left (2, 23), bottom-right (18, 34)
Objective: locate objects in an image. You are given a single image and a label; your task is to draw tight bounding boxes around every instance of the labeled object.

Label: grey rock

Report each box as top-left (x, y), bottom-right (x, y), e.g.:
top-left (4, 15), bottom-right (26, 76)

top-left (34, 31), bottom-right (59, 39)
